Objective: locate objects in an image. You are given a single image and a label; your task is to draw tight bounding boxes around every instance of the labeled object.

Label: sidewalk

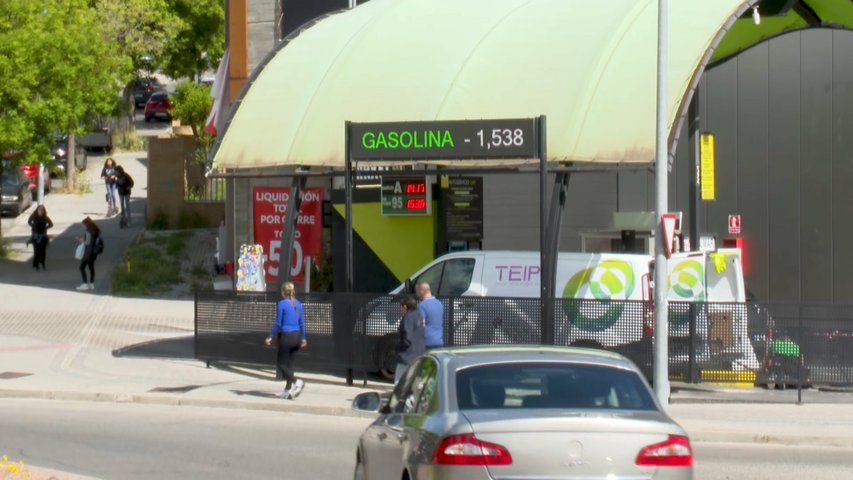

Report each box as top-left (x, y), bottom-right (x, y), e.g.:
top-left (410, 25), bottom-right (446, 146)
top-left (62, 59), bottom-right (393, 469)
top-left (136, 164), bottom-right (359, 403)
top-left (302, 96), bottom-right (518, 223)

top-left (1, 153), bottom-right (853, 480)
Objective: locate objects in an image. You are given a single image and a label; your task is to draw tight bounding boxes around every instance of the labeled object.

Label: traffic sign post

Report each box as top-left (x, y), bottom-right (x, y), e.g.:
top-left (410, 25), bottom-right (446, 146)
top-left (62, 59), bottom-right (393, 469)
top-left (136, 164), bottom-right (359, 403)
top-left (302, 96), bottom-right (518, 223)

top-left (661, 213), bottom-right (678, 258)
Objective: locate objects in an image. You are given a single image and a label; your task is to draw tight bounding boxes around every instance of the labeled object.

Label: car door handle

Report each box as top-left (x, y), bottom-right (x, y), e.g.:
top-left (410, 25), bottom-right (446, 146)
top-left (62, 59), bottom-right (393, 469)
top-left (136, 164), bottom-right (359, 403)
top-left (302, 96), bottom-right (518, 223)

top-left (396, 433), bottom-right (407, 443)
top-left (377, 432), bottom-right (387, 441)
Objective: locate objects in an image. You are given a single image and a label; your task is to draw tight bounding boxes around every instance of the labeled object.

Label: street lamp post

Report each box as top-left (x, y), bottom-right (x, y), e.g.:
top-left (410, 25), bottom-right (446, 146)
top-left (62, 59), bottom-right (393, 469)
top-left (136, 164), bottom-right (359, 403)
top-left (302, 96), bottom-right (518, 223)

top-left (653, 0), bottom-right (671, 407)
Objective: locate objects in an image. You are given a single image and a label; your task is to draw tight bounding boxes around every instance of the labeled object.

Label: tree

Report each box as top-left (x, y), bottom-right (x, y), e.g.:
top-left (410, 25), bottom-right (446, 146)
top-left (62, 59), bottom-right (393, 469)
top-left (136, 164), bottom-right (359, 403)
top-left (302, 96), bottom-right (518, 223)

top-left (160, 0), bottom-right (225, 80)
top-left (171, 80), bottom-right (213, 156)
top-left (0, 0), bottom-right (122, 241)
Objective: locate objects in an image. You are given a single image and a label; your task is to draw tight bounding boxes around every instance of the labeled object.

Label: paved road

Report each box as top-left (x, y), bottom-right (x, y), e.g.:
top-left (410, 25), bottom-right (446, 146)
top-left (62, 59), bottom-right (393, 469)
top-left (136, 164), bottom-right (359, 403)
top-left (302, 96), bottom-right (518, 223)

top-left (0, 398), bottom-right (369, 480)
top-left (694, 442), bottom-right (853, 479)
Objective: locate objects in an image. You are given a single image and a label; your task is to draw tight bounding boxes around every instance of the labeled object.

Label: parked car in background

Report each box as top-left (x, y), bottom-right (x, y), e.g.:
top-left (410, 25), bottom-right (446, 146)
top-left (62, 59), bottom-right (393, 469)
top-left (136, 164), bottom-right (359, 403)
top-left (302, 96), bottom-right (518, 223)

top-left (51, 133), bottom-right (88, 174)
top-left (1, 163), bottom-right (34, 217)
top-left (132, 76), bottom-right (164, 108)
top-left (144, 91), bottom-right (173, 122)
top-left (3, 152), bottom-right (50, 194)
top-left (19, 163), bottom-right (51, 194)
top-left (351, 345), bottom-right (693, 480)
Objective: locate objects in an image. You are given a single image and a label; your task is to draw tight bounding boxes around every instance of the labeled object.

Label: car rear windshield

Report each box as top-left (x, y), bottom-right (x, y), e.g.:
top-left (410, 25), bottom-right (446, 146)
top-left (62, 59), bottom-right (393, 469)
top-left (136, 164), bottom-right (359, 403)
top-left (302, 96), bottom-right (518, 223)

top-left (456, 362), bottom-right (657, 411)
top-left (150, 93), bottom-right (168, 101)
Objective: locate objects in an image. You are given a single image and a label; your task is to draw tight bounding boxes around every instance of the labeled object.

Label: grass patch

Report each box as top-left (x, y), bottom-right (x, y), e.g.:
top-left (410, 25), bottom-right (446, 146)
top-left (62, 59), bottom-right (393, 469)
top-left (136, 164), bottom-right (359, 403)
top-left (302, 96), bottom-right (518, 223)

top-left (113, 243), bottom-right (181, 295)
top-left (54, 169), bottom-right (92, 194)
top-left (111, 230), bottom-right (214, 297)
top-left (114, 128), bottom-right (147, 152)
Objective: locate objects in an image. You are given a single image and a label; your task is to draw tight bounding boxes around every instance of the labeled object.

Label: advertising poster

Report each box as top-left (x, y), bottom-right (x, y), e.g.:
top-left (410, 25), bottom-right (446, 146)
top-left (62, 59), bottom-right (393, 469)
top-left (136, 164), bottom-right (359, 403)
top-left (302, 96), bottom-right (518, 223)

top-left (252, 186), bottom-right (323, 283)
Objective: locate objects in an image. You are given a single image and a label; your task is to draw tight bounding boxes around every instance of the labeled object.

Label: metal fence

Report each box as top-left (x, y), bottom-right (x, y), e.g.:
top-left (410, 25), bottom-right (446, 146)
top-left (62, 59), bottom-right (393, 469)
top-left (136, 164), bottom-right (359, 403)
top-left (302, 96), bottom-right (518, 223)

top-left (194, 291), bottom-right (853, 386)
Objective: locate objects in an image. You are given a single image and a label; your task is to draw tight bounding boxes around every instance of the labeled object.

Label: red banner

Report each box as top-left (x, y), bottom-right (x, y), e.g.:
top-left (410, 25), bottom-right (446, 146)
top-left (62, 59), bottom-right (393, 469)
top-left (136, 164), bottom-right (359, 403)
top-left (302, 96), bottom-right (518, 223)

top-left (252, 186), bottom-right (323, 282)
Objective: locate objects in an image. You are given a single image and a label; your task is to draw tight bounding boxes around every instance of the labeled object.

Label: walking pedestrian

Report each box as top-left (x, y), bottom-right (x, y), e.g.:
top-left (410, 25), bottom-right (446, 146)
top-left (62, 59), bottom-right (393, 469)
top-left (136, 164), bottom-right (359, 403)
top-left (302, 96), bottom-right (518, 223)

top-left (265, 282), bottom-right (308, 399)
top-left (100, 158), bottom-right (118, 216)
top-left (76, 216), bottom-right (100, 291)
top-left (114, 165), bottom-right (134, 227)
top-left (416, 282), bottom-right (444, 349)
top-left (395, 295), bottom-right (425, 384)
top-left (27, 205), bottom-right (53, 271)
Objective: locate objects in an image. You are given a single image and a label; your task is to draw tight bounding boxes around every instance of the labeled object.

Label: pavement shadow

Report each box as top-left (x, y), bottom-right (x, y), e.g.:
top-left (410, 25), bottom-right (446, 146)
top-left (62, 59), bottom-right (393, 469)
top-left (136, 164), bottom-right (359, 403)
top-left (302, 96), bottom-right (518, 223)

top-left (228, 389), bottom-right (281, 399)
top-left (112, 335), bottom-right (194, 359)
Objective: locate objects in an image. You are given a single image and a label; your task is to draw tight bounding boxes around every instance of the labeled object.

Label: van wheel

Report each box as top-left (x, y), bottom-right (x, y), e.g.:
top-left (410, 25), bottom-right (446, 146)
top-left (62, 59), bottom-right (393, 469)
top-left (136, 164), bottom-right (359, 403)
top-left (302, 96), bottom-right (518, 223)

top-left (375, 334), bottom-right (399, 381)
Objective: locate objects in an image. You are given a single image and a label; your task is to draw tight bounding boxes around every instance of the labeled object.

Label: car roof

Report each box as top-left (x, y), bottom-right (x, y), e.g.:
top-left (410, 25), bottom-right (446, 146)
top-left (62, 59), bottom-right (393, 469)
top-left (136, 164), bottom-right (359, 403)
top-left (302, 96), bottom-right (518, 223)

top-left (432, 345), bottom-right (636, 370)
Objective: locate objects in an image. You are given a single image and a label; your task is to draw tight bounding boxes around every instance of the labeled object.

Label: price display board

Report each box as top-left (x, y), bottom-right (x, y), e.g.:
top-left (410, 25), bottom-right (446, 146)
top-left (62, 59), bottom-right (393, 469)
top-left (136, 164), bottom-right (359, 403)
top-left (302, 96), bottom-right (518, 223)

top-left (381, 177), bottom-right (431, 216)
top-left (350, 118), bottom-right (538, 161)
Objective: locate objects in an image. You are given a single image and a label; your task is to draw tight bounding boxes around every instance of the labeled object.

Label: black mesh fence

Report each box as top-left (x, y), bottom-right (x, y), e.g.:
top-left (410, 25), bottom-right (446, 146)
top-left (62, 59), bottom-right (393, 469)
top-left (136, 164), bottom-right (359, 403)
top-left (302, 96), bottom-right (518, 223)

top-left (195, 291), bottom-right (853, 386)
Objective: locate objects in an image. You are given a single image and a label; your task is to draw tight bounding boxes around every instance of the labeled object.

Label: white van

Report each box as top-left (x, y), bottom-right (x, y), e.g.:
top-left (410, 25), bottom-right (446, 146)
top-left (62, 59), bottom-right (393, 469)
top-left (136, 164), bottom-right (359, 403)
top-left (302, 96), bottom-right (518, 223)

top-left (362, 249), bottom-right (758, 377)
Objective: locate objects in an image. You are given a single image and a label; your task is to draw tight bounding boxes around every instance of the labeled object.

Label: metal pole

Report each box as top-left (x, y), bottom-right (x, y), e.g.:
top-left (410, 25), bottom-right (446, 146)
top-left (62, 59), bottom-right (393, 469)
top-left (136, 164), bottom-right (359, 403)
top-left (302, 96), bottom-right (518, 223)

top-left (654, 0), bottom-right (671, 407)
top-left (37, 163), bottom-right (45, 205)
top-left (538, 116), bottom-right (549, 345)
top-left (277, 176), bottom-right (305, 291)
top-left (345, 121), bottom-right (354, 293)
top-left (348, 0), bottom-right (356, 8)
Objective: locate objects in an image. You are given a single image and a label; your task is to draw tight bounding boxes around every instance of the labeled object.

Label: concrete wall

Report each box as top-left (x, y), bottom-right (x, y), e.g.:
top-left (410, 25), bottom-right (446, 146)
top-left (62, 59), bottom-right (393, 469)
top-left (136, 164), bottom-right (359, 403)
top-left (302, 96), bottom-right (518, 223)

top-left (147, 135), bottom-right (225, 229)
top-left (248, 0), bottom-right (276, 72)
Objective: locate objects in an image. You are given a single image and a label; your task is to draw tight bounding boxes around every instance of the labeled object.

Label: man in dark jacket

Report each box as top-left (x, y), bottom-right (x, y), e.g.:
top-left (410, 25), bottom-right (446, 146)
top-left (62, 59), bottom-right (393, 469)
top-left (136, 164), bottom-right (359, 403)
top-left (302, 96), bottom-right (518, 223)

top-left (395, 295), bottom-right (425, 384)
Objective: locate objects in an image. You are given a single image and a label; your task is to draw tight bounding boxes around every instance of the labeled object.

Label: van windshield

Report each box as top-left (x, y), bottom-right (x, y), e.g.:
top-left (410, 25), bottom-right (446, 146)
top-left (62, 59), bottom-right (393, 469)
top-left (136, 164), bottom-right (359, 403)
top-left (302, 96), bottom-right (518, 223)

top-left (413, 258), bottom-right (475, 297)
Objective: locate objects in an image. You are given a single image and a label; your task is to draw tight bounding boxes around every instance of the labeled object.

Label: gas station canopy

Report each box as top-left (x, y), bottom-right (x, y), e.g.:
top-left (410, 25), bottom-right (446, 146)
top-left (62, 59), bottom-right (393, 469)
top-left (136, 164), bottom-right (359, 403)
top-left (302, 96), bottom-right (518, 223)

top-left (211, 0), bottom-right (853, 170)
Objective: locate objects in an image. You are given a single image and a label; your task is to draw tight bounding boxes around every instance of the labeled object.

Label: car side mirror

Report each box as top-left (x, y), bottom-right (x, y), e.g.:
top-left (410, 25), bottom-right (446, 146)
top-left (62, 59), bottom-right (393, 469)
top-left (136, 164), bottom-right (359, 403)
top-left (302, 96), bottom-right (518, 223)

top-left (351, 391), bottom-right (382, 413)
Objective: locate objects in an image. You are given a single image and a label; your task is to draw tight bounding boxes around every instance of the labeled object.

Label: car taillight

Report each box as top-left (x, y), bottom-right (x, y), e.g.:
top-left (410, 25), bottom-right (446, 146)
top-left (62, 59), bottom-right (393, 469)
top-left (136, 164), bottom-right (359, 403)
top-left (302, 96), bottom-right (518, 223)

top-left (432, 434), bottom-right (512, 466)
top-left (635, 435), bottom-right (692, 467)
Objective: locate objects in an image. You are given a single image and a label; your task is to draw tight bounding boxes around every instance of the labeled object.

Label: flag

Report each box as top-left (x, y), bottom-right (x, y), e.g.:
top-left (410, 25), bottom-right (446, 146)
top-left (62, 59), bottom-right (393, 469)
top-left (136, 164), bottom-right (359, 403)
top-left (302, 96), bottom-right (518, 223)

top-left (205, 48), bottom-right (230, 136)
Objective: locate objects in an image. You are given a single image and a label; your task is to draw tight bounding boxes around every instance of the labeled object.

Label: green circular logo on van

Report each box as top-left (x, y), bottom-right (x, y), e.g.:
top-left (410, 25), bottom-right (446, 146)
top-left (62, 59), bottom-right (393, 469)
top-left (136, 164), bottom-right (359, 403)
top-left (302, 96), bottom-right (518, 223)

top-left (669, 259), bottom-right (705, 301)
top-left (562, 260), bottom-right (635, 332)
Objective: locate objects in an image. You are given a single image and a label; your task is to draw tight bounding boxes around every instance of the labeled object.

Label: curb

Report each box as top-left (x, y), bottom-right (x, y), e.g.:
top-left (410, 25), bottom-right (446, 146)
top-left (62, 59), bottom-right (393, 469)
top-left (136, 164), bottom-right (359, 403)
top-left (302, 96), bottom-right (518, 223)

top-left (689, 430), bottom-right (853, 448)
top-left (0, 388), bottom-right (377, 419)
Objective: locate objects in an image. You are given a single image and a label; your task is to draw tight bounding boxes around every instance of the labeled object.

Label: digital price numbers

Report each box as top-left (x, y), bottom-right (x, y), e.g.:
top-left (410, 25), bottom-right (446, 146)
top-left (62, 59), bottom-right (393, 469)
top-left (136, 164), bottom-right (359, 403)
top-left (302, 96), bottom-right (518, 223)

top-left (381, 177), bottom-right (432, 216)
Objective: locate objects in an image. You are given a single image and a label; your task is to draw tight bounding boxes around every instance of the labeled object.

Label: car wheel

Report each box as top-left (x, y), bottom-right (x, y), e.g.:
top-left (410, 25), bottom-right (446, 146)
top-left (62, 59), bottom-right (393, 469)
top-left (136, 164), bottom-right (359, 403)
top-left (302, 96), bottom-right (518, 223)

top-left (375, 334), bottom-right (400, 381)
top-left (145, 115), bottom-right (152, 122)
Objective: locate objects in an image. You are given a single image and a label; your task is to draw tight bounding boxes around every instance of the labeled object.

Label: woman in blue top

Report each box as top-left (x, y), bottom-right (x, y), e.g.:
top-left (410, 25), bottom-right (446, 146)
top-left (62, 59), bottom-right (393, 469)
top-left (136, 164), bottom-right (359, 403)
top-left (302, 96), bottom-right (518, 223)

top-left (265, 282), bottom-right (307, 399)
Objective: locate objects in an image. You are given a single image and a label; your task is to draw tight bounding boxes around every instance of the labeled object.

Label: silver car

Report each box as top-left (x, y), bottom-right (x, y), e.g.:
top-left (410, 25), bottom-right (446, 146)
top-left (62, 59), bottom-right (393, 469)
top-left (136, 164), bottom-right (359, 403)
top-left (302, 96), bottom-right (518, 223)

top-left (351, 345), bottom-right (693, 479)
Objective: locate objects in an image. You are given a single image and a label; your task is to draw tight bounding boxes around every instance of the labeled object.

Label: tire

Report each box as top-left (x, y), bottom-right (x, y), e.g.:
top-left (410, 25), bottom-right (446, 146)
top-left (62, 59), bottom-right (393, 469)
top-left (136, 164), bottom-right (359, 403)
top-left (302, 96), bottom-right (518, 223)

top-left (375, 333), bottom-right (400, 381)
top-left (144, 115), bottom-right (152, 122)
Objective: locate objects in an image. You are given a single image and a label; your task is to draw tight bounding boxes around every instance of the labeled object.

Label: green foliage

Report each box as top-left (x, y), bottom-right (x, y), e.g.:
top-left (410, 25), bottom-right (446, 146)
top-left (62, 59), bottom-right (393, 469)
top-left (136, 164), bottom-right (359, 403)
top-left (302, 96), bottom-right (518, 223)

top-left (149, 212), bottom-right (170, 230)
top-left (112, 243), bottom-right (182, 295)
top-left (93, 0), bottom-right (178, 73)
top-left (160, 0), bottom-right (225, 80)
top-left (172, 81), bottom-right (213, 140)
top-left (310, 258), bottom-right (334, 292)
top-left (0, 0), bottom-right (124, 161)
top-left (177, 210), bottom-right (210, 229)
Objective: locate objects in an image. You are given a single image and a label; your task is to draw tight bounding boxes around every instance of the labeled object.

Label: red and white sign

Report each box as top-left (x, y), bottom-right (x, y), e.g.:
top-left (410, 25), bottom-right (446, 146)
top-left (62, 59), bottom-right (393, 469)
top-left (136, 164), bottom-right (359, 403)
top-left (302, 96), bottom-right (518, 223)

top-left (253, 186), bottom-right (323, 282)
top-left (661, 213), bottom-right (678, 258)
top-left (728, 214), bottom-right (741, 235)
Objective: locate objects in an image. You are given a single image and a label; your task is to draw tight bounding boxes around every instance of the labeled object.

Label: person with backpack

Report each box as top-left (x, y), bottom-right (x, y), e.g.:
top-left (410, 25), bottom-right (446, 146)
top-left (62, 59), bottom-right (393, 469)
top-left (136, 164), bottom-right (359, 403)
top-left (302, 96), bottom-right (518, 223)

top-left (114, 165), bottom-right (134, 227)
top-left (76, 216), bottom-right (101, 291)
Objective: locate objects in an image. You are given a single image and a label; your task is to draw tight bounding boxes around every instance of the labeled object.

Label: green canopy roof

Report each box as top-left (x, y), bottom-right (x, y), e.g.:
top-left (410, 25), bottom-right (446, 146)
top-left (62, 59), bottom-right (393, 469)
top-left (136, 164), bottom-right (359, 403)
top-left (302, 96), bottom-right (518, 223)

top-left (212, 0), bottom-right (853, 170)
